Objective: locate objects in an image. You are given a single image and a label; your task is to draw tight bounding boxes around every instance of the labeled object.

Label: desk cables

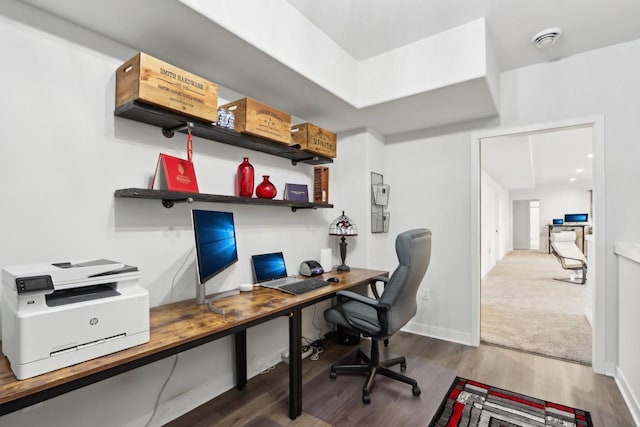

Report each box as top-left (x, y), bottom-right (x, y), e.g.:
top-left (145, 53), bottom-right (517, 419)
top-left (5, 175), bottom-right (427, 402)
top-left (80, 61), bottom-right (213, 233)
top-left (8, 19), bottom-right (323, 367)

top-left (145, 354), bottom-right (180, 427)
top-left (302, 337), bottom-right (325, 361)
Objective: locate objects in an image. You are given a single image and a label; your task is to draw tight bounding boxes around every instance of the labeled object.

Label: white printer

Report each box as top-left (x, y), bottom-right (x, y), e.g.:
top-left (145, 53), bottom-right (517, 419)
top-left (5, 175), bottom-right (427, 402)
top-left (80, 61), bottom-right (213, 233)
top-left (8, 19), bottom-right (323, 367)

top-left (1, 259), bottom-right (149, 380)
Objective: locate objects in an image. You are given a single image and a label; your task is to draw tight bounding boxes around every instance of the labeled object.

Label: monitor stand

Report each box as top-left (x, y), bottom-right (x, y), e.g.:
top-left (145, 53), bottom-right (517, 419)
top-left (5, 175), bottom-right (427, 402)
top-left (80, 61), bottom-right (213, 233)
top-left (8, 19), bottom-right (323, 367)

top-left (196, 274), bottom-right (239, 315)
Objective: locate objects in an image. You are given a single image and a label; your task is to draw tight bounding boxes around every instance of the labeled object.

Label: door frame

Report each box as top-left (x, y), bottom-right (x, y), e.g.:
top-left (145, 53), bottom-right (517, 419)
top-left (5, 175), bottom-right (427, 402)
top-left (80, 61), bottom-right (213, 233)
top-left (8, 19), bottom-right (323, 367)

top-left (470, 116), bottom-right (606, 374)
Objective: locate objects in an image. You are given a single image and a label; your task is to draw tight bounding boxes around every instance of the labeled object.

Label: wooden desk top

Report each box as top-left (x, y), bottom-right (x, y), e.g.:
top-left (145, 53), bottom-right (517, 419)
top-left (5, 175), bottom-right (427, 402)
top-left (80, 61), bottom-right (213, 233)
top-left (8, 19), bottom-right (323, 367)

top-left (0, 268), bottom-right (386, 407)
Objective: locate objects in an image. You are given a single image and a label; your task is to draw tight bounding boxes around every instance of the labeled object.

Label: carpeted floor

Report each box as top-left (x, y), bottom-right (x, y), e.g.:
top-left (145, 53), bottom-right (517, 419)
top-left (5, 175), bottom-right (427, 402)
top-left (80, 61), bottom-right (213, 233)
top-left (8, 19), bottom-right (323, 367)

top-left (481, 250), bottom-right (592, 365)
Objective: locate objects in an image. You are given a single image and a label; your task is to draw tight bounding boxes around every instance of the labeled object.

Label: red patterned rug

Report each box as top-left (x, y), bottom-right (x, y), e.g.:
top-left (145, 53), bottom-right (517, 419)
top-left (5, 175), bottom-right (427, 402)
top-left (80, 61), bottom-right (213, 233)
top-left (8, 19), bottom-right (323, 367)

top-left (429, 377), bottom-right (593, 427)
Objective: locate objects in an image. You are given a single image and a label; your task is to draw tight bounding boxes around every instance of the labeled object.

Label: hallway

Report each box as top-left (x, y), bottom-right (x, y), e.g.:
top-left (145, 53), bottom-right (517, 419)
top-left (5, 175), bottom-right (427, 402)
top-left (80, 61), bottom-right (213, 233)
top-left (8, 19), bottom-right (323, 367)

top-left (481, 250), bottom-right (592, 364)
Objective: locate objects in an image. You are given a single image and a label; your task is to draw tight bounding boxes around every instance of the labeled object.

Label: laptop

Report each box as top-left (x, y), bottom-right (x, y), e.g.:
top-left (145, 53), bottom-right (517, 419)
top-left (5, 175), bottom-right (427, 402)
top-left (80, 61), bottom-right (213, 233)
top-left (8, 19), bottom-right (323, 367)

top-left (251, 252), bottom-right (304, 290)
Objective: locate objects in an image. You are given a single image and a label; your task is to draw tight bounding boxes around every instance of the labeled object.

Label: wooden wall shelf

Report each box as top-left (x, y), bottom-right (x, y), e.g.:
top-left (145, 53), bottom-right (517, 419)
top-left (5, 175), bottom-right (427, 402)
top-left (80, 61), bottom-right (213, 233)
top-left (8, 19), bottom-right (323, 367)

top-left (114, 188), bottom-right (333, 211)
top-left (114, 101), bottom-right (333, 166)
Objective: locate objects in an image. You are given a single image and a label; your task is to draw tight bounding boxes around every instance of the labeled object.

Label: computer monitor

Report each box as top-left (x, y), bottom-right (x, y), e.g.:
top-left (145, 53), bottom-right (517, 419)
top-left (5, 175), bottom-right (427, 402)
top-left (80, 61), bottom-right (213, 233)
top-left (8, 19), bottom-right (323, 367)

top-left (564, 213), bottom-right (588, 223)
top-left (552, 218), bottom-right (564, 225)
top-left (191, 209), bottom-right (238, 303)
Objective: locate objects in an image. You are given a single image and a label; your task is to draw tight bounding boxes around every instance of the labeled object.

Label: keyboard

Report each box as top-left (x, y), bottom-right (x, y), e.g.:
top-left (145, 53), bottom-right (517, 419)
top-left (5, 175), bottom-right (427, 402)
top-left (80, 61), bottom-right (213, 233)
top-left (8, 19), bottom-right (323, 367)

top-left (279, 278), bottom-right (331, 295)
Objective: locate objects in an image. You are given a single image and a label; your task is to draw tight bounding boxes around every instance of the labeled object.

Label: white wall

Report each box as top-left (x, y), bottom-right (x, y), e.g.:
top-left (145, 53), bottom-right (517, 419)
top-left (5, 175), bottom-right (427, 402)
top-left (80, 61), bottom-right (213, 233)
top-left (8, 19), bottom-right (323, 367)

top-left (329, 129), bottom-right (382, 270)
top-left (457, 34), bottom-right (640, 397)
top-left (585, 235), bottom-right (596, 326)
top-left (499, 39), bottom-right (640, 376)
top-left (386, 130), bottom-right (473, 344)
top-left (386, 38), bottom-right (640, 383)
top-left (615, 245), bottom-right (640, 426)
top-left (480, 170), bottom-right (510, 277)
top-left (511, 184), bottom-right (591, 253)
top-left (330, 129), bottom-right (392, 295)
top-left (3, 2), bottom-right (640, 425)
top-left (365, 130), bottom-right (390, 270)
top-left (0, 11), bottom-right (365, 427)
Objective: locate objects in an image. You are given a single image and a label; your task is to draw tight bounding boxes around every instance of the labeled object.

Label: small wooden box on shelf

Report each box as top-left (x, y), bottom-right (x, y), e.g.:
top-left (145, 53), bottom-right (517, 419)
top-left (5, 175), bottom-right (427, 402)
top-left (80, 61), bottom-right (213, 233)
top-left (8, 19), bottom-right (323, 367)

top-left (313, 166), bottom-right (330, 204)
top-left (115, 52), bottom-right (219, 122)
top-left (220, 97), bottom-right (291, 144)
top-left (291, 123), bottom-right (337, 158)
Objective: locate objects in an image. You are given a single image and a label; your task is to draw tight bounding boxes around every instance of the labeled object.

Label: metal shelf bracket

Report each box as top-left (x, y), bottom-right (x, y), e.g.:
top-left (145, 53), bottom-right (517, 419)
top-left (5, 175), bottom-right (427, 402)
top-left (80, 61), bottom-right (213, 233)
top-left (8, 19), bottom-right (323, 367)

top-left (162, 197), bottom-right (194, 208)
top-left (162, 121), bottom-right (194, 138)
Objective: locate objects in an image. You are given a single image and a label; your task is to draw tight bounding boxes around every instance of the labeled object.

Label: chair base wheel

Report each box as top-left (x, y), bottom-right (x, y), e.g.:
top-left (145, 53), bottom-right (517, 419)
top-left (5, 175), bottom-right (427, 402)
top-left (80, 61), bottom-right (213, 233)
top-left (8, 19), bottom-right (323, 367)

top-left (328, 340), bottom-right (420, 404)
top-left (412, 385), bottom-right (421, 396)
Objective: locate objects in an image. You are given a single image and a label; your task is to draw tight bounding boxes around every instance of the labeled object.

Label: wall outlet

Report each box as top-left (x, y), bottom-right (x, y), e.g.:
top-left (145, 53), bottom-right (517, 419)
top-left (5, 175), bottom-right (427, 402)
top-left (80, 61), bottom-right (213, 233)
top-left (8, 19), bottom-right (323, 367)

top-left (422, 288), bottom-right (431, 300)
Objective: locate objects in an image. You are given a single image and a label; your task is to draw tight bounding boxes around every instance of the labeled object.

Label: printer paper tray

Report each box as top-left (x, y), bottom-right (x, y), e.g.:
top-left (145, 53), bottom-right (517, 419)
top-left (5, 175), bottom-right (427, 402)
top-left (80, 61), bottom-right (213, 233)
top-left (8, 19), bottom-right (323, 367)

top-left (46, 284), bottom-right (120, 307)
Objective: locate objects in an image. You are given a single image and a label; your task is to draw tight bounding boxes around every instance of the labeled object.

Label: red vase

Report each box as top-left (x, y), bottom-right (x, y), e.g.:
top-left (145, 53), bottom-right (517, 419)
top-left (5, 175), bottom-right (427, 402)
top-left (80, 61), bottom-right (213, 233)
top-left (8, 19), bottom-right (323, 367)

top-left (236, 157), bottom-right (254, 197)
top-left (255, 175), bottom-right (277, 199)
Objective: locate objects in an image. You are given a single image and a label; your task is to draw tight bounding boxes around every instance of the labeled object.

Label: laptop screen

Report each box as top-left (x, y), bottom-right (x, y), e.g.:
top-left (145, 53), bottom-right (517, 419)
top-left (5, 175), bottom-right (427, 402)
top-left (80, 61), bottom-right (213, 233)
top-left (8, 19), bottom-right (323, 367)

top-left (252, 252), bottom-right (288, 283)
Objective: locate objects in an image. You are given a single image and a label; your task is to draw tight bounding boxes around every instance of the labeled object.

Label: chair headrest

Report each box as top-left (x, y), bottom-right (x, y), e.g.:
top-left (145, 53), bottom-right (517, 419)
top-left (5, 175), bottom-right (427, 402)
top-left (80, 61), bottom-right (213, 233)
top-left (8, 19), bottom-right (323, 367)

top-left (396, 228), bottom-right (431, 265)
top-left (550, 231), bottom-right (577, 242)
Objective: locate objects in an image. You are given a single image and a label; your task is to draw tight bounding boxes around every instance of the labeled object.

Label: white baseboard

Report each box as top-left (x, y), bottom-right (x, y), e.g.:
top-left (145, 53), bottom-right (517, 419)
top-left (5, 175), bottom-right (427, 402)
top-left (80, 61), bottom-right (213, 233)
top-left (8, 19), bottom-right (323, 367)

top-left (584, 308), bottom-right (593, 328)
top-left (615, 366), bottom-right (640, 427)
top-left (402, 321), bottom-right (472, 346)
top-left (154, 349), bottom-right (284, 426)
top-left (154, 374), bottom-right (232, 426)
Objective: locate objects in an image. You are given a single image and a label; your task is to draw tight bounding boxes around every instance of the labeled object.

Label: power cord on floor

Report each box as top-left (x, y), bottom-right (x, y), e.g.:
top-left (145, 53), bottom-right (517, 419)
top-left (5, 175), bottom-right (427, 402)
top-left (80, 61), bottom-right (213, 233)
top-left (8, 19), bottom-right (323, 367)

top-left (259, 365), bottom-right (276, 374)
top-left (310, 344), bottom-right (324, 361)
top-left (311, 304), bottom-right (323, 341)
top-left (302, 336), bottom-right (325, 361)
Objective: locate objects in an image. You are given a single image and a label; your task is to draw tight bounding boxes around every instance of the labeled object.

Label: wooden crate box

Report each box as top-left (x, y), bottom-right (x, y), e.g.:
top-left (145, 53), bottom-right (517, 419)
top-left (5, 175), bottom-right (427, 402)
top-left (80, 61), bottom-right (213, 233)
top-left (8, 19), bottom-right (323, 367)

top-left (291, 123), bottom-right (337, 158)
top-left (220, 98), bottom-right (291, 144)
top-left (313, 166), bottom-right (330, 204)
top-left (116, 52), bottom-right (218, 122)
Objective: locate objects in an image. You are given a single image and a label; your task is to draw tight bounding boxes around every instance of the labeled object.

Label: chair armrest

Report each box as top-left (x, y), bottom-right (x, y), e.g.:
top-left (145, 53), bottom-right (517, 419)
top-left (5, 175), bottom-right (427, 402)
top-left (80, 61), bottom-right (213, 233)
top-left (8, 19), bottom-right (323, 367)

top-left (562, 255), bottom-right (586, 263)
top-left (337, 290), bottom-right (384, 307)
top-left (369, 276), bottom-right (389, 299)
top-left (560, 256), bottom-right (587, 267)
top-left (335, 290), bottom-right (390, 339)
top-left (552, 248), bottom-right (587, 267)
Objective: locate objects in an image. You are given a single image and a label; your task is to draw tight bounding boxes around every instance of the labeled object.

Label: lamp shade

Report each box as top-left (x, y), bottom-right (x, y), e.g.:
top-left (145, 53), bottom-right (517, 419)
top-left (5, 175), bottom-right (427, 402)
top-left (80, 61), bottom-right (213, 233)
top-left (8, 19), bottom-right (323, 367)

top-left (329, 211), bottom-right (358, 236)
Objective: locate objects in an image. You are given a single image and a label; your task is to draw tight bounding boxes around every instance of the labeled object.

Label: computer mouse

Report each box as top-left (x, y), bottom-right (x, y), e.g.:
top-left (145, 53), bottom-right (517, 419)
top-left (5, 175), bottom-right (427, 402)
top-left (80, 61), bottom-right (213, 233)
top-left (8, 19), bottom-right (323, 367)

top-left (327, 277), bottom-right (340, 283)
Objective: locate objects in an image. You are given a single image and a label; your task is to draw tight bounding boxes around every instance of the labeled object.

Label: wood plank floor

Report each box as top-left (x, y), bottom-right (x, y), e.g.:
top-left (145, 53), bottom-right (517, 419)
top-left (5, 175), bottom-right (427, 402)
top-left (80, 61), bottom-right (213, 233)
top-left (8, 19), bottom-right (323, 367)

top-left (165, 332), bottom-right (635, 426)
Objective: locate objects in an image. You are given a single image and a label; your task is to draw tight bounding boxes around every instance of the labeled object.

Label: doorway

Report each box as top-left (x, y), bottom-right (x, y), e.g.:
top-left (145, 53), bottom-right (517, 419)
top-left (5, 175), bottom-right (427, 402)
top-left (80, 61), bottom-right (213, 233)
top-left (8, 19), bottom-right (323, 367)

top-left (513, 199), bottom-right (540, 250)
top-left (470, 116), bottom-right (606, 373)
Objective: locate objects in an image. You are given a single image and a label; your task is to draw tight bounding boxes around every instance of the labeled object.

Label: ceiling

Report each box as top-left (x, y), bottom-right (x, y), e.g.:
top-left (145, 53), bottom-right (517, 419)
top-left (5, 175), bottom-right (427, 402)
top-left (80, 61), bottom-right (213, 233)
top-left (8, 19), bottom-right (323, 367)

top-left (10, 0), bottom-right (640, 137)
top-left (481, 126), bottom-right (594, 190)
top-left (286, 0), bottom-right (640, 71)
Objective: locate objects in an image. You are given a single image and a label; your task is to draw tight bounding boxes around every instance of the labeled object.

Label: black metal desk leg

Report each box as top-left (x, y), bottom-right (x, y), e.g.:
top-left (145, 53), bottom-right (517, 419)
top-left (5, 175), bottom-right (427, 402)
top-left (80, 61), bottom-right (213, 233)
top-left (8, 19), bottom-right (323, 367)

top-left (235, 330), bottom-right (247, 390)
top-left (289, 308), bottom-right (302, 419)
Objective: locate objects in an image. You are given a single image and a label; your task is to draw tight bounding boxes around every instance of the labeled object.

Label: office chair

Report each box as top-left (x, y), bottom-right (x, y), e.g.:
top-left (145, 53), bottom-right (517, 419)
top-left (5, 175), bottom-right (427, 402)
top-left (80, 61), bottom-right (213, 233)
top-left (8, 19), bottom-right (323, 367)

top-left (324, 228), bottom-right (431, 404)
top-left (550, 231), bottom-right (587, 284)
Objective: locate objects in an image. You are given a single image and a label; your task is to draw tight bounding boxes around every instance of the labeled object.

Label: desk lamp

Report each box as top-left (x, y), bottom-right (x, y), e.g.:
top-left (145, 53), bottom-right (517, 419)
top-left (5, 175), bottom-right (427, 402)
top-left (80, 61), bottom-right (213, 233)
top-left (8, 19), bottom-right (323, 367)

top-left (329, 211), bottom-right (358, 272)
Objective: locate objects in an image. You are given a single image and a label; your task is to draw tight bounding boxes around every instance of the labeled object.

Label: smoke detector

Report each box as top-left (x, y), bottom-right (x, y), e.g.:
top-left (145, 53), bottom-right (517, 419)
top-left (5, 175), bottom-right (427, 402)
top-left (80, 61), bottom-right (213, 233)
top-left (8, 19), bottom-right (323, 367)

top-left (531, 28), bottom-right (562, 48)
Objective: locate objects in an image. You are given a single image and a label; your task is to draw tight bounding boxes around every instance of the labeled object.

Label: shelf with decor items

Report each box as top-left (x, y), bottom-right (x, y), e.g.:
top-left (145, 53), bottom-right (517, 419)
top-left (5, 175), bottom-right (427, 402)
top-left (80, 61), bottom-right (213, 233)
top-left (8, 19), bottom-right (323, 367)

top-left (114, 100), bottom-right (333, 166)
top-left (114, 188), bottom-right (333, 211)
